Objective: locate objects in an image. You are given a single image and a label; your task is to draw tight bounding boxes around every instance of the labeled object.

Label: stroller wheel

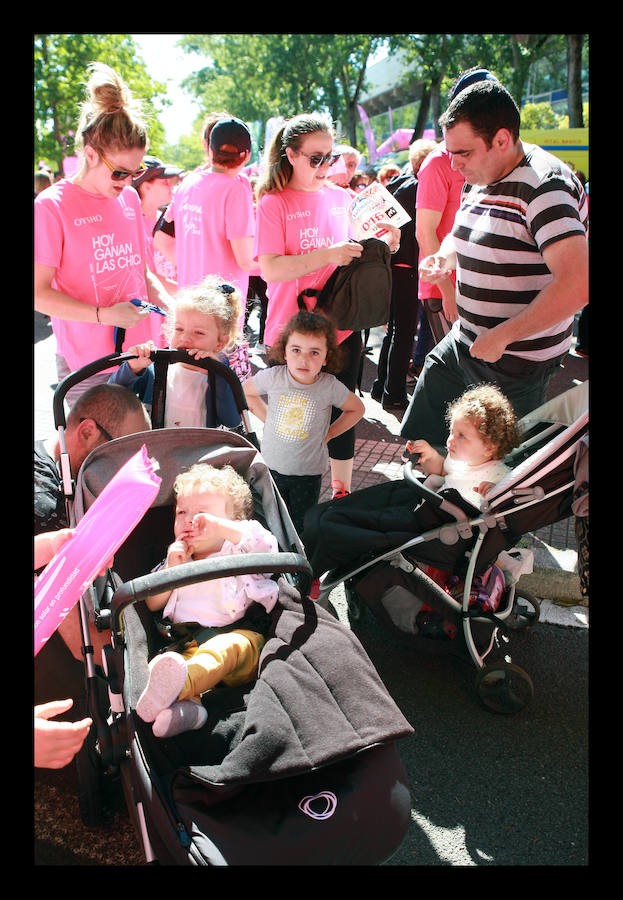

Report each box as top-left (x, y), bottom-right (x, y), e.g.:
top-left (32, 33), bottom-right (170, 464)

top-left (507, 590), bottom-right (540, 631)
top-left (474, 661), bottom-right (534, 714)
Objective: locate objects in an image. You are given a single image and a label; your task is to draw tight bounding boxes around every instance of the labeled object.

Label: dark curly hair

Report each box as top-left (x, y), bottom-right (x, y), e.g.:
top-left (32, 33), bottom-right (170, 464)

top-left (268, 310), bottom-right (344, 373)
top-left (446, 384), bottom-right (520, 459)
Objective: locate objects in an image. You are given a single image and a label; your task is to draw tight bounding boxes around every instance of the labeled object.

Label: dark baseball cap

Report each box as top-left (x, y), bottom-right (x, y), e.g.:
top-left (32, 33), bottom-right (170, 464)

top-left (133, 156), bottom-right (184, 189)
top-left (209, 117), bottom-right (252, 158)
top-left (449, 68), bottom-right (498, 102)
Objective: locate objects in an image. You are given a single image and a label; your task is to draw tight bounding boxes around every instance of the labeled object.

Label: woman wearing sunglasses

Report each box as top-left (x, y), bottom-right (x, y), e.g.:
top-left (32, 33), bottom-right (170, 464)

top-left (35, 63), bottom-right (171, 404)
top-left (254, 114), bottom-right (369, 501)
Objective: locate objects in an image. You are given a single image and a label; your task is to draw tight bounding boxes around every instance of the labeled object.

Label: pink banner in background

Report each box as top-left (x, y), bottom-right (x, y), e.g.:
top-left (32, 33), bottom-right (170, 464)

top-left (34, 446), bottom-right (161, 655)
top-left (357, 104), bottom-right (378, 164)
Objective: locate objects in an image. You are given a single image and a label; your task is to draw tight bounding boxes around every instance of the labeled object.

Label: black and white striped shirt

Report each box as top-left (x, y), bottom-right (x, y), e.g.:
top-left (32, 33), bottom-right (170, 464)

top-left (452, 142), bottom-right (588, 364)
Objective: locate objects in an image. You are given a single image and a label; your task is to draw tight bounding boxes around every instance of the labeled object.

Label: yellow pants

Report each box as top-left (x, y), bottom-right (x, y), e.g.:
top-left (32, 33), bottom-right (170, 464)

top-left (177, 629), bottom-right (265, 704)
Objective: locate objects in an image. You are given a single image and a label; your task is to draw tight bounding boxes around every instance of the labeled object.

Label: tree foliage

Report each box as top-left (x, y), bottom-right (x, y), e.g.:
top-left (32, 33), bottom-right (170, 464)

top-left (34, 34), bottom-right (169, 172)
top-left (178, 33), bottom-right (386, 146)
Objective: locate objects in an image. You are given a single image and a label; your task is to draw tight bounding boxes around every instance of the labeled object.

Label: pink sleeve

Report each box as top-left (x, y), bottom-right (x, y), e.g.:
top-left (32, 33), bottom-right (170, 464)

top-left (255, 194), bottom-right (286, 258)
top-left (224, 178), bottom-right (255, 240)
top-left (416, 154), bottom-right (451, 213)
top-left (34, 197), bottom-right (63, 268)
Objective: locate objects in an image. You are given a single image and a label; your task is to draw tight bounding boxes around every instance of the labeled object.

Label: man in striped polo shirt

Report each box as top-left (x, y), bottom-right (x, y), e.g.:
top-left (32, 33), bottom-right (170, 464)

top-left (400, 78), bottom-right (588, 450)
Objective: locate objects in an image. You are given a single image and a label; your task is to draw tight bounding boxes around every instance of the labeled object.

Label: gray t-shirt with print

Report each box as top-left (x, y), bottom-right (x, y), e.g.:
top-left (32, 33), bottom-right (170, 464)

top-left (252, 365), bottom-right (350, 476)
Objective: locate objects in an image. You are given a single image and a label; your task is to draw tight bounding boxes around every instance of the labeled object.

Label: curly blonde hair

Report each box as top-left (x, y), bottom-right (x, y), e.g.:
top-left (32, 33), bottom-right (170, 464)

top-left (174, 464), bottom-right (253, 520)
top-left (163, 276), bottom-right (243, 352)
top-left (446, 384), bottom-right (520, 459)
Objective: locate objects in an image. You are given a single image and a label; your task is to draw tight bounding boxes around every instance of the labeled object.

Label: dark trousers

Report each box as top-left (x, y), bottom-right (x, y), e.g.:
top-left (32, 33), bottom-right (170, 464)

top-left (271, 470), bottom-right (322, 536)
top-left (400, 331), bottom-right (560, 450)
top-left (372, 267), bottom-right (420, 403)
top-left (328, 330), bottom-right (362, 461)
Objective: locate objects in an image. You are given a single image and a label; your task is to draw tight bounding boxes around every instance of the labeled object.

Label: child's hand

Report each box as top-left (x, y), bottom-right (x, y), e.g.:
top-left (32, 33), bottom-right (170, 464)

top-left (407, 439), bottom-right (434, 464)
top-left (405, 440), bottom-right (445, 476)
top-left (166, 539), bottom-right (192, 568)
top-left (190, 513), bottom-right (223, 540)
top-left (185, 348), bottom-right (222, 361)
top-left (475, 481), bottom-right (496, 497)
top-left (127, 341), bottom-right (155, 373)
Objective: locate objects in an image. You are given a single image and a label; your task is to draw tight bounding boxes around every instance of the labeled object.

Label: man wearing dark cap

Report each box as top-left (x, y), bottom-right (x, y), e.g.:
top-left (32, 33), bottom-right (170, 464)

top-left (153, 117), bottom-right (259, 303)
top-left (133, 156), bottom-right (184, 310)
top-left (400, 75), bottom-right (588, 451)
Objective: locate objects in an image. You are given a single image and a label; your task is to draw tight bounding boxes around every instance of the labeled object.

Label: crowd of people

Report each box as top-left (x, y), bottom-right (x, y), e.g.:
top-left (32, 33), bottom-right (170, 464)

top-left (34, 62), bottom-right (589, 764)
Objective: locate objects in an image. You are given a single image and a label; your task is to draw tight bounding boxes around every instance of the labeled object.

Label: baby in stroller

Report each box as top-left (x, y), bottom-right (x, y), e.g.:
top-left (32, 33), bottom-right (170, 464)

top-left (302, 384), bottom-right (520, 580)
top-left (136, 462), bottom-right (279, 738)
top-left (406, 383), bottom-right (520, 509)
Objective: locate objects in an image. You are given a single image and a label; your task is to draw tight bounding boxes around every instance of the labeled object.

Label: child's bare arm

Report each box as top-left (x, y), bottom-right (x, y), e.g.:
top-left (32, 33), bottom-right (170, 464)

top-left (242, 377), bottom-right (268, 423)
top-left (325, 392), bottom-right (365, 444)
top-left (406, 440), bottom-right (445, 475)
top-left (144, 540), bottom-right (191, 611)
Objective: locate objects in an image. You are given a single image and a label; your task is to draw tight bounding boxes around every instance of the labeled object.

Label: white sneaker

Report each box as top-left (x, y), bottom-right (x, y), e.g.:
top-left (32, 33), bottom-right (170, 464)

top-left (136, 652), bottom-right (187, 723)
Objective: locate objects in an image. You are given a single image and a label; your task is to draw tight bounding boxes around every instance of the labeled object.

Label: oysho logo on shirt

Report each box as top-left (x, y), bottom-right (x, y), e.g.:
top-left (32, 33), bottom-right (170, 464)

top-left (73, 214), bottom-right (104, 227)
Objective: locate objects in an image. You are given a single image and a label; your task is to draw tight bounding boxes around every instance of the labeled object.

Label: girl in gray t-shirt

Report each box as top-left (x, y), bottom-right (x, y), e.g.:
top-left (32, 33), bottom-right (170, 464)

top-left (243, 311), bottom-right (364, 535)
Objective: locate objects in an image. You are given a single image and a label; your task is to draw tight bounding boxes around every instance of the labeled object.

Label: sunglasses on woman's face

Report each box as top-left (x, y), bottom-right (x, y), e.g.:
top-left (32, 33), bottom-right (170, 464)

top-left (296, 151), bottom-right (342, 169)
top-left (98, 152), bottom-right (145, 182)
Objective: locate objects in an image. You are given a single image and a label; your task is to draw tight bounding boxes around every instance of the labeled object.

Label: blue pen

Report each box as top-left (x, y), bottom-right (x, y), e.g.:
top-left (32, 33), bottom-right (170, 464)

top-left (131, 298), bottom-right (167, 316)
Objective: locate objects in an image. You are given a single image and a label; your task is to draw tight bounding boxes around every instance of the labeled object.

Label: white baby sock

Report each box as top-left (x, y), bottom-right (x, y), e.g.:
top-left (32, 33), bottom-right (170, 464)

top-left (152, 700), bottom-right (208, 738)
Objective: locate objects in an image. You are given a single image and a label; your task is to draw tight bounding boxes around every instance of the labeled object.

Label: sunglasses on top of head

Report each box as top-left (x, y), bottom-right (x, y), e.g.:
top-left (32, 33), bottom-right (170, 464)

top-left (295, 150), bottom-right (342, 169)
top-left (98, 152), bottom-right (145, 182)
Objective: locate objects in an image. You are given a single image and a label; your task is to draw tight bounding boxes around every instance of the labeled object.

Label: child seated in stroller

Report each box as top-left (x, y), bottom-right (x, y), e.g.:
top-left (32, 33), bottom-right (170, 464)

top-left (406, 383), bottom-right (520, 509)
top-left (137, 463), bottom-right (279, 738)
top-left (302, 384), bottom-right (520, 579)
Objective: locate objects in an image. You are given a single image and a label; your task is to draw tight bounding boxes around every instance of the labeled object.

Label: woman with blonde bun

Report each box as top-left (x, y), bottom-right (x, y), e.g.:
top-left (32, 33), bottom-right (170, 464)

top-left (35, 63), bottom-right (171, 404)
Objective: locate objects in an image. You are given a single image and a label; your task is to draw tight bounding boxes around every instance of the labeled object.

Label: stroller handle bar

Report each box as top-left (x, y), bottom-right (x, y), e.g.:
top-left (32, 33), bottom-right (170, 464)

top-left (110, 551), bottom-right (311, 638)
top-left (402, 461), bottom-right (471, 522)
top-left (53, 349), bottom-right (255, 441)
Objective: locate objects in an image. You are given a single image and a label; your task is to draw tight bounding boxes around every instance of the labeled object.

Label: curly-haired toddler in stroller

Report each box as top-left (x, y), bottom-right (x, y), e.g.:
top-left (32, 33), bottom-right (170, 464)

top-left (137, 463), bottom-right (279, 738)
top-left (303, 384), bottom-right (519, 581)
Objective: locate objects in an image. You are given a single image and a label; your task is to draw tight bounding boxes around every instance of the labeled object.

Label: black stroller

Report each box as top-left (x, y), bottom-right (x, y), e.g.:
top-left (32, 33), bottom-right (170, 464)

top-left (315, 381), bottom-right (589, 715)
top-left (49, 350), bottom-right (414, 865)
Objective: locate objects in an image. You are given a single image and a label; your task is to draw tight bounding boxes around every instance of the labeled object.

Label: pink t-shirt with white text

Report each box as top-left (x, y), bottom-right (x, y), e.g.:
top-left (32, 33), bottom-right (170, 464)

top-left (35, 179), bottom-right (155, 370)
top-left (140, 213), bottom-right (172, 347)
top-left (415, 144), bottom-right (464, 301)
top-left (166, 168), bottom-right (255, 300)
top-left (255, 184), bottom-right (352, 347)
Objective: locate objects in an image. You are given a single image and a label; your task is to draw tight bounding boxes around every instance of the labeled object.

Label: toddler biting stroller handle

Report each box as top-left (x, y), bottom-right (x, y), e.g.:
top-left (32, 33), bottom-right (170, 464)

top-left (110, 551), bottom-right (311, 640)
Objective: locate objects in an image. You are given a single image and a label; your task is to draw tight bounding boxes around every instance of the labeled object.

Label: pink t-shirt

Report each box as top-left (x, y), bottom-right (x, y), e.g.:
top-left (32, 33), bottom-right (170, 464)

top-left (35, 178), bottom-right (155, 370)
top-left (166, 168), bottom-right (255, 300)
top-left (139, 213), bottom-right (173, 348)
top-left (415, 144), bottom-right (464, 300)
top-left (255, 184), bottom-right (352, 347)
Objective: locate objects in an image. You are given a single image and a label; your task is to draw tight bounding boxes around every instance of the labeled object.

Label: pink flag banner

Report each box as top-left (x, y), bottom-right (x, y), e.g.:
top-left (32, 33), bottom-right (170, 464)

top-left (357, 105), bottom-right (378, 164)
top-left (34, 446), bottom-right (161, 655)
